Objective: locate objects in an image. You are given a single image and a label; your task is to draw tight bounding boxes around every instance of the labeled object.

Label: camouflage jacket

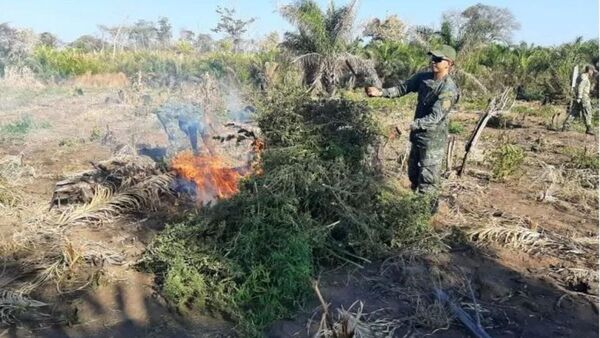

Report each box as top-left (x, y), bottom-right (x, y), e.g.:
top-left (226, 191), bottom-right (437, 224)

top-left (382, 72), bottom-right (459, 148)
top-left (577, 73), bottom-right (591, 101)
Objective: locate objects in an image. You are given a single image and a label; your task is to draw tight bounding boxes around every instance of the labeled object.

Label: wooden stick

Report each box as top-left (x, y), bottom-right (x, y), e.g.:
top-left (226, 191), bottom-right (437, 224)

top-left (446, 135), bottom-right (456, 172)
top-left (434, 288), bottom-right (493, 338)
top-left (399, 143), bottom-right (411, 173)
top-left (312, 279), bottom-right (338, 338)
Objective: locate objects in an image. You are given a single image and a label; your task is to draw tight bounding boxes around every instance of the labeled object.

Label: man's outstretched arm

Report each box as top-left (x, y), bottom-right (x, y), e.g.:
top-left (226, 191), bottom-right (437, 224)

top-left (366, 73), bottom-right (421, 98)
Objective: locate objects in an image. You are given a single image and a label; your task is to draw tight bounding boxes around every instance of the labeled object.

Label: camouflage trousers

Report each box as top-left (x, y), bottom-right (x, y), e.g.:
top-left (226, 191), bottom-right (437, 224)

top-left (407, 143), bottom-right (445, 195)
top-left (563, 98), bottom-right (592, 130)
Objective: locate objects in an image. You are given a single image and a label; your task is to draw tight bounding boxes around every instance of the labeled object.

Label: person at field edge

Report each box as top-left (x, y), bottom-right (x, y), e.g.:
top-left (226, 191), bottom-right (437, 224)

top-left (365, 45), bottom-right (460, 213)
top-left (562, 64), bottom-right (597, 135)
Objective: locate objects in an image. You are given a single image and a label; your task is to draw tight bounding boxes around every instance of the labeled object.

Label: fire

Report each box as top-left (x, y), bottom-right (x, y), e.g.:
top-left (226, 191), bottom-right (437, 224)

top-left (170, 151), bottom-right (248, 202)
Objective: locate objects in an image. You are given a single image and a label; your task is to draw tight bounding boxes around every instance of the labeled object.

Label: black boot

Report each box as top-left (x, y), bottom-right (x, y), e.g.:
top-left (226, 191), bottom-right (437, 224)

top-left (586, 127), bottom-right (594, 135)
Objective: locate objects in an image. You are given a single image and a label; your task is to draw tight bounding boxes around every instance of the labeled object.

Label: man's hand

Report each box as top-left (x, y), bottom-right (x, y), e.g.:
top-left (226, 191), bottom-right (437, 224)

top-left (365, 87), bottom-right (383, 97)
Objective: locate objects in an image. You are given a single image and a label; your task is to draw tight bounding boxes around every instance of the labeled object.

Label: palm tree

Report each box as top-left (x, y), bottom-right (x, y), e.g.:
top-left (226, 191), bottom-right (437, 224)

top-left (280, 0), bottom-right (378, 95)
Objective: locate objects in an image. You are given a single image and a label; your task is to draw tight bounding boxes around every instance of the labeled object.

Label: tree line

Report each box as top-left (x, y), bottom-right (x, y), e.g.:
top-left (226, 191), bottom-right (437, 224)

top-left (0, 1), bottom-right (597, 101)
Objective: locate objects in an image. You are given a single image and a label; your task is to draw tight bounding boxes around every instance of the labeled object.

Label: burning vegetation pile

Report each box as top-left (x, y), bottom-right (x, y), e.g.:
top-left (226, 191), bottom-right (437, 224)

top-left (140, 87), bottom-right (436, 336)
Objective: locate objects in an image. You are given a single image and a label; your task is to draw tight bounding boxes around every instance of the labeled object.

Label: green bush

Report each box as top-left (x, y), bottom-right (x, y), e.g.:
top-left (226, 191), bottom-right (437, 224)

top-left (565, 147), bottom-right (599, 170)
top-left (33, 46), bottom-right (110, 78)
top-left (488, 143), bottom-right (525, 180)
top-left (0, 115), bottom-right (49, 136)
top-left (141, 86), bottom-right (433, 336)
top-left (30, 47), bottom-right (266, 85)
top-left (448, 120), bottom-right (464, 134)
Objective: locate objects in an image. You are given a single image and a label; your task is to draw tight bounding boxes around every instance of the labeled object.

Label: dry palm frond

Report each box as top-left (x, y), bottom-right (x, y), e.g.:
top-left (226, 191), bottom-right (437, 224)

top-left (467, 218), bottom-right (591, 258)
top-left (51, 155), bottom-right (164, 208)
top-left (0, 289), bottom-right (48, 325)
top-left (5, 221), bottom-right (64, 259)
top-left (18, 240), bottom-right (103, 295)
top-left (572, 236), bottom-right (599, 247)
top-left (56, 173), bottom-right (174, 227)
top-left (56, 186), bottom-right (114, 226)
top-left (18, 261), bottom-right (63, 295)
top-left (467, 224), bottom-right (551, 253)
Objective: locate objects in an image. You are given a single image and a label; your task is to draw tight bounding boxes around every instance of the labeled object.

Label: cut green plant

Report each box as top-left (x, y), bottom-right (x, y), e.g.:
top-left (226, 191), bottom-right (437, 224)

top-left (141, 86), bottom-right (435, 336)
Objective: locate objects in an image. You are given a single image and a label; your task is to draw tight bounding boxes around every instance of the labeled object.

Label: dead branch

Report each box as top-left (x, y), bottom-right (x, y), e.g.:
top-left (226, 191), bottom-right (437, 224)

top-left (312, 279), bottom-right (338, 338)
top-left (458, 88), bottom-right (515, 176)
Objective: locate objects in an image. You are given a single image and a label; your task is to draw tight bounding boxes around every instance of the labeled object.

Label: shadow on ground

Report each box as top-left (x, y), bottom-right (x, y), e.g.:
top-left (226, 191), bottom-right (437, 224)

top-left (268, 241), bottom-right (598, 338)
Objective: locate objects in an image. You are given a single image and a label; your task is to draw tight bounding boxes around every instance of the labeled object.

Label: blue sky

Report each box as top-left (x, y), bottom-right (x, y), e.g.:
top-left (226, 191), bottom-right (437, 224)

top-left (0, 0), bottom-right (598, 46)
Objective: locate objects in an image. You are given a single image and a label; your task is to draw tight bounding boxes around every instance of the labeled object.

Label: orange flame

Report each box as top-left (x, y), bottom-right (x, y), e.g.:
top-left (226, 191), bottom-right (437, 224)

top-left (171, 151), bottom-right (247, 202)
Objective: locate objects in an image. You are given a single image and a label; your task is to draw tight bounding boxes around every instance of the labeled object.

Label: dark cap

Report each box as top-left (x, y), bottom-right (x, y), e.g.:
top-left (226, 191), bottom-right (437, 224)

top-left (428, 45), bottom-right (457, 62)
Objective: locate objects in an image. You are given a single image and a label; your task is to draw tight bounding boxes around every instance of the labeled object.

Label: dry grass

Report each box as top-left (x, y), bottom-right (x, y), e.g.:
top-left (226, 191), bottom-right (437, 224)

top-left (549, 267), bottom-right (599, 295)
top-left (71, 72), bottom-right (130, 88)
top-left (0, 155), bottom-right (174, 326)
top-left (0, 179), bottom-right (22, 209)
top-left (1, 217), bottom-right (128, 296)
top-left (0, 155), bottom-right (35, 185)
top-left (532, 161), bottom-right (598, 213)
top-left (311, 301), bottom-right (404, 338)
top-left (411, 296), bottom-right (452, 332)
top-left (0, 66), bottom-right (44, 89)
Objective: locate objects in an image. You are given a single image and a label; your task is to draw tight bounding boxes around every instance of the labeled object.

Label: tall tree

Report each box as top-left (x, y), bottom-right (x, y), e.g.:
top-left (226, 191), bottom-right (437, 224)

top-left (421, 3), bottom-right (521, 94)
top-left (157, 17), bottom-right (172, 47)
top-left (98, 23), bottom-right (128, 57)
top-left (195, 33), bottom-right (214, 53)
top-left (179, 29), bottom-right (196, 43)
top-left (363, 15), bottom-right (406, 42)
top-left (128, 20), bottom-right (157, 50)
top-left (0, 23), bottom-right (36, 69)
top-left (70, 34), bottom-right (103, 52)
top-left (442, 3), bottom-right (520, 52)
top-left (212, 6), bottom-right (255, 53)
top-left (39, 32), bottom-right (60, 48)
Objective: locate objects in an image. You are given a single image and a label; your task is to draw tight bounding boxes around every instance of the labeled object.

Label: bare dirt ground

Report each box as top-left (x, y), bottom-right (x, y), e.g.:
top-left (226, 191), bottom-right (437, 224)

top-left (0, 83), bottom-right (597, 337)
top-left (268, 99), bottom-right (599, 337)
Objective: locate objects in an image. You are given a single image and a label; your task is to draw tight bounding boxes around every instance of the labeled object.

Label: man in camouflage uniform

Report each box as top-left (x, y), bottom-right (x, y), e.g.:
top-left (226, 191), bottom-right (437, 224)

top-left (366, 45), bottom-right (460, 212)
top-left (562, 64), bottom-right (597, 135)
